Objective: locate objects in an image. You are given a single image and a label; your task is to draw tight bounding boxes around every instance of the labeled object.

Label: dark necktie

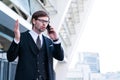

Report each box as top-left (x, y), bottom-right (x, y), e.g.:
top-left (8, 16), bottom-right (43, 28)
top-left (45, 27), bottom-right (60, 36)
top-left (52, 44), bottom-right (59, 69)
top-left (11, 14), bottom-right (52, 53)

top-left (36, 36), bottom-right (41, 50)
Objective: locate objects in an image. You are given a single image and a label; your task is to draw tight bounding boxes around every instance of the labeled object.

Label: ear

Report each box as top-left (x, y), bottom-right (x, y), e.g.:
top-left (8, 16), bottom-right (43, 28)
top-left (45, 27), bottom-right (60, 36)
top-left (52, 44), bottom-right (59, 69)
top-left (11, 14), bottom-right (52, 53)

top-left (32, 18), bottom-right (36, 25)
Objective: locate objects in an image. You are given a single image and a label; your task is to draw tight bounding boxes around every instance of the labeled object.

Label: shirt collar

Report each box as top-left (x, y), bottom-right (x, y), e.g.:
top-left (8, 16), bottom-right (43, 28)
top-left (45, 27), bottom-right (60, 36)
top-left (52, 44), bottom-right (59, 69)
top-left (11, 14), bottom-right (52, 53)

top-left (29, 30), bottom-right (43, 45)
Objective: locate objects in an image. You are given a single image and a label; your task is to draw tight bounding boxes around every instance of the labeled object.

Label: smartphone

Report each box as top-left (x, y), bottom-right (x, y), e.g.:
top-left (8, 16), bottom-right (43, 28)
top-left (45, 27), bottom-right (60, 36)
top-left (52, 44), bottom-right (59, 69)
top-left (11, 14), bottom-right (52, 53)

top-left (46, 24), bottom-right (52, 33)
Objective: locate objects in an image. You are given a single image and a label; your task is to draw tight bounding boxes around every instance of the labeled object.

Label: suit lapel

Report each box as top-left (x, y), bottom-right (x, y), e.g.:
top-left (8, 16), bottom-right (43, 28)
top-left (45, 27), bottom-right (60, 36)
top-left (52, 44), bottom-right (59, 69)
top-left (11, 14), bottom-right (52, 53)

top-left (26, 31), bottom-right (52, 56)
top-left (43, 36), bottom-right (50, 54)
top-left (43, 36), bottom-right (53, 59)
top-left (26, 31), bottom-right (39, 55)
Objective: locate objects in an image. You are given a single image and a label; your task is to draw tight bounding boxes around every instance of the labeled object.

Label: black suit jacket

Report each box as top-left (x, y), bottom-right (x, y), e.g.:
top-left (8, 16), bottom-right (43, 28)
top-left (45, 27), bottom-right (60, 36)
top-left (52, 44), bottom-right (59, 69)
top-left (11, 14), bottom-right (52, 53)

top-left (7, 31), bottom-right (64, 80)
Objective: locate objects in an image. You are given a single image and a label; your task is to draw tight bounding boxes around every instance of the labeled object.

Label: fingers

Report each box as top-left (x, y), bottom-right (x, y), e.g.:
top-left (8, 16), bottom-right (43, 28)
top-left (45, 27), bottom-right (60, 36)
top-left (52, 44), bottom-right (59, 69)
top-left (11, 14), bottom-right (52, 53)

top-left (14, 19), bottom-right (19, 31)
top-left (47, 27), bottom-right (58, 40)
top-left (49, 27), bottom-right (54, 32)
top-left (14, 19), bottom-right (20, 42)
top-left (14, 19), bottom-right (20, 34)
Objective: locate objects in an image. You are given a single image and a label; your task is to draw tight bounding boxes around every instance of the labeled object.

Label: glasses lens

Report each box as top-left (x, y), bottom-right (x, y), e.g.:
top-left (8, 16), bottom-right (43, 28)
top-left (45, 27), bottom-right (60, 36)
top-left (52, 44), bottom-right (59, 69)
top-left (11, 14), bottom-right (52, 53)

top-left (37, 19), bottom-right (49, 24)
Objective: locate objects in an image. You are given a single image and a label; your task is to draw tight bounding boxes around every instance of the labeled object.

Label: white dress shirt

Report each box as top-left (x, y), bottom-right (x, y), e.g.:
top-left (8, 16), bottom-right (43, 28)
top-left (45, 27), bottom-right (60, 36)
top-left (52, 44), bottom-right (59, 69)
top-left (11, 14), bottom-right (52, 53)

top-left (14, 30), bottom-right (61, 45)
top-left (29, 30), bottom-right (43, 47)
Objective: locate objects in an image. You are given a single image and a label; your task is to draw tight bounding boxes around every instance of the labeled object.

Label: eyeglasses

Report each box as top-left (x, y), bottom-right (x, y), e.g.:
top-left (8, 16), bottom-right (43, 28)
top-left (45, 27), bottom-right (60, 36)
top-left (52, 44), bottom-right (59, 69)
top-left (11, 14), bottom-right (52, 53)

top-left (37, 19), bottom-right (50, 24)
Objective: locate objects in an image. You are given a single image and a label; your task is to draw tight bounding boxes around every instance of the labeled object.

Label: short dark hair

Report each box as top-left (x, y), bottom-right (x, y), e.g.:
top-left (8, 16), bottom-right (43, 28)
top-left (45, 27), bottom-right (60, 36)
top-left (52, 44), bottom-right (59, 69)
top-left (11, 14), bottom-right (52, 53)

top-left (31, 10), bottom-right (49, 25)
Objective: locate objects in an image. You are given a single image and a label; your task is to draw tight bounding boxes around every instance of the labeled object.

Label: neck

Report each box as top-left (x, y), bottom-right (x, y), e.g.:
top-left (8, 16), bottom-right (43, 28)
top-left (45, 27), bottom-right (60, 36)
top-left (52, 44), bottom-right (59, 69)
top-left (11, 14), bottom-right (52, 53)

top-left (32, 28), bottom-right (41, 35)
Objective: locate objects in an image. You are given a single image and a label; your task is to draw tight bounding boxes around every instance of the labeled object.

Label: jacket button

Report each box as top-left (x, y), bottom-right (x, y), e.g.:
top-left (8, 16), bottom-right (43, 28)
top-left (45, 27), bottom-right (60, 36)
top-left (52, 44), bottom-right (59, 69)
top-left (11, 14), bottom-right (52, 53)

top-left (37, 70), bottom-right (40, 72)
top-left (37, 62), bottom-right (39, 65)
top-left (36, 78), bottom-right (38, 80)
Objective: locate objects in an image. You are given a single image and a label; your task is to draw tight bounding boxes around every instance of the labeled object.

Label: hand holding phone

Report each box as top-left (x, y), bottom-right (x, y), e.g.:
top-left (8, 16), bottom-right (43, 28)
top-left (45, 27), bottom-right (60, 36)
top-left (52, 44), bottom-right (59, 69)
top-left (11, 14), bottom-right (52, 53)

top-left (46, 24), bottom-right (51, 33)
top-left (46, 24), bottom-right (59, 40)
top-left (47, 24), bottom-right (54, 33)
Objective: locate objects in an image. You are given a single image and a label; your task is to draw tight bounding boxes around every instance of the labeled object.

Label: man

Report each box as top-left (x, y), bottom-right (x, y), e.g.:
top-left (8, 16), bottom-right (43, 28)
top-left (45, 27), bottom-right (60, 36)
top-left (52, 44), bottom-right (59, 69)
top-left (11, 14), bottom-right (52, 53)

top-left (7, 10), bottom-right (64, 80)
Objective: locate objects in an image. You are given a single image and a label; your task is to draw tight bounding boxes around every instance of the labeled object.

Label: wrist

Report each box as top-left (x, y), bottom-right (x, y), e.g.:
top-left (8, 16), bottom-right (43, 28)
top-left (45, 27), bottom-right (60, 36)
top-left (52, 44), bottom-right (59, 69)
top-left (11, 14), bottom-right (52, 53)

top-left (53, 38), bottom-right (59, 42)
top-left (14, 38), bottom-right (20, 44)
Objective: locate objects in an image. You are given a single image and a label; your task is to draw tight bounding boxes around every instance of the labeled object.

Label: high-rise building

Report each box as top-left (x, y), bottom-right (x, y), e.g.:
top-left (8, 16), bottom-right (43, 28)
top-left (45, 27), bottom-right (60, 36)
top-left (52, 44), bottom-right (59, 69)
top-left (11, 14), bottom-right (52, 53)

top-left (80, 52), bottom-right (100, 73)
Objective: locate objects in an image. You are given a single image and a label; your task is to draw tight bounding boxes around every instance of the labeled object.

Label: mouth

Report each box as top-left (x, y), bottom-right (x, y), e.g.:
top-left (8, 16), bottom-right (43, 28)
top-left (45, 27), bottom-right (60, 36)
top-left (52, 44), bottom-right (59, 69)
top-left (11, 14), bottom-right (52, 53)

top-left (40, 27), bottom-right (46, 31)
top-left (41, 27), bottom-right (46, 30)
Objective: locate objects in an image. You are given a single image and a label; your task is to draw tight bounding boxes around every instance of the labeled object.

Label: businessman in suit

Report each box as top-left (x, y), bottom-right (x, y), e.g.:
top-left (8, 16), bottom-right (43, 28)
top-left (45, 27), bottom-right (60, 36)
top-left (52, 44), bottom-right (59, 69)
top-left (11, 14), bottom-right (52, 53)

top-left (7, 10), bottom-right (64, 80)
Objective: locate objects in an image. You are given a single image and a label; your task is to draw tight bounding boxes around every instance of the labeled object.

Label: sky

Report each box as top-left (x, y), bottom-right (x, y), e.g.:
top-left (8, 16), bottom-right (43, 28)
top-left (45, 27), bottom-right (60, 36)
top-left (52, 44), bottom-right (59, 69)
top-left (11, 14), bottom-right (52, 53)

top-left (76, 0), bottom-right (120, 73)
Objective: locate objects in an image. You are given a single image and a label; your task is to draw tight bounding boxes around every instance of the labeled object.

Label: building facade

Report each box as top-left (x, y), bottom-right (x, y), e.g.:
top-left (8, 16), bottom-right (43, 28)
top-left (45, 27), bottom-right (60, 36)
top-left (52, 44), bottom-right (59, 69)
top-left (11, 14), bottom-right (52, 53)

top-left (0, 0), bottom-right (93, 80)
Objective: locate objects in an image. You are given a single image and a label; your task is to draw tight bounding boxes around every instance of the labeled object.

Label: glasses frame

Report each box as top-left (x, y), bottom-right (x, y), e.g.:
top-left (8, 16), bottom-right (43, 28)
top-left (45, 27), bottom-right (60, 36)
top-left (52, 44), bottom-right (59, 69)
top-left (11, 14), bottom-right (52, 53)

top-left (37, 19), bottom-right (50, 24)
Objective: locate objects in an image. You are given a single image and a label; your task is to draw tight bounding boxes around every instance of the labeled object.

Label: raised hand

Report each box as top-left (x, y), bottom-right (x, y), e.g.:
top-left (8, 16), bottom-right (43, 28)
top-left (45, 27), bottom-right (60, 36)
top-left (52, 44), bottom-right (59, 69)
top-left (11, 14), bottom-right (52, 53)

top-left (14, 19), bottom-right (20, 42)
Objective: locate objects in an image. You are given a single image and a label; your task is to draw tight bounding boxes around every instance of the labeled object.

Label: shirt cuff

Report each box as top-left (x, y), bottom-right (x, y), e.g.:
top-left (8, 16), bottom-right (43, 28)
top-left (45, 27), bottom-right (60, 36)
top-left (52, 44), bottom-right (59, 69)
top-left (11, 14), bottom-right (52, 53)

top-left (14, 38), bottom-right (20, 44)
top-left (53, 39), bottom-right (61, 44)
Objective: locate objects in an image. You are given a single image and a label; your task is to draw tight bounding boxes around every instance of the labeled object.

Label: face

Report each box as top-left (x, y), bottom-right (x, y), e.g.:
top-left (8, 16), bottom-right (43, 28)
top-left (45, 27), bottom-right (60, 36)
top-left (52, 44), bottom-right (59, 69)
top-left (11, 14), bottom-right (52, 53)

top-left (32, 16), bottom-right (49, 34)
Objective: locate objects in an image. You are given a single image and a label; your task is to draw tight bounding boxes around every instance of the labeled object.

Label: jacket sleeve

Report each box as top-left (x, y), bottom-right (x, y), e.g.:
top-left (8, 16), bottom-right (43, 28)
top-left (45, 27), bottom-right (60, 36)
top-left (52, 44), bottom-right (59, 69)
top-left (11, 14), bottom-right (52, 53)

top-left (7, 40), bottom-right (20, 62)
top-left (52, 43), bottom-right (64, 61)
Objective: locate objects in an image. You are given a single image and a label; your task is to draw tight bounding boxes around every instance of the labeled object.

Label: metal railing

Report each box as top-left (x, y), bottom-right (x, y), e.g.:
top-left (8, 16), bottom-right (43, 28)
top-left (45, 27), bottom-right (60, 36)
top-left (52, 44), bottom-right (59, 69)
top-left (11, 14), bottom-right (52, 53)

top-left (0, 51), bottom-right (17, 80)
